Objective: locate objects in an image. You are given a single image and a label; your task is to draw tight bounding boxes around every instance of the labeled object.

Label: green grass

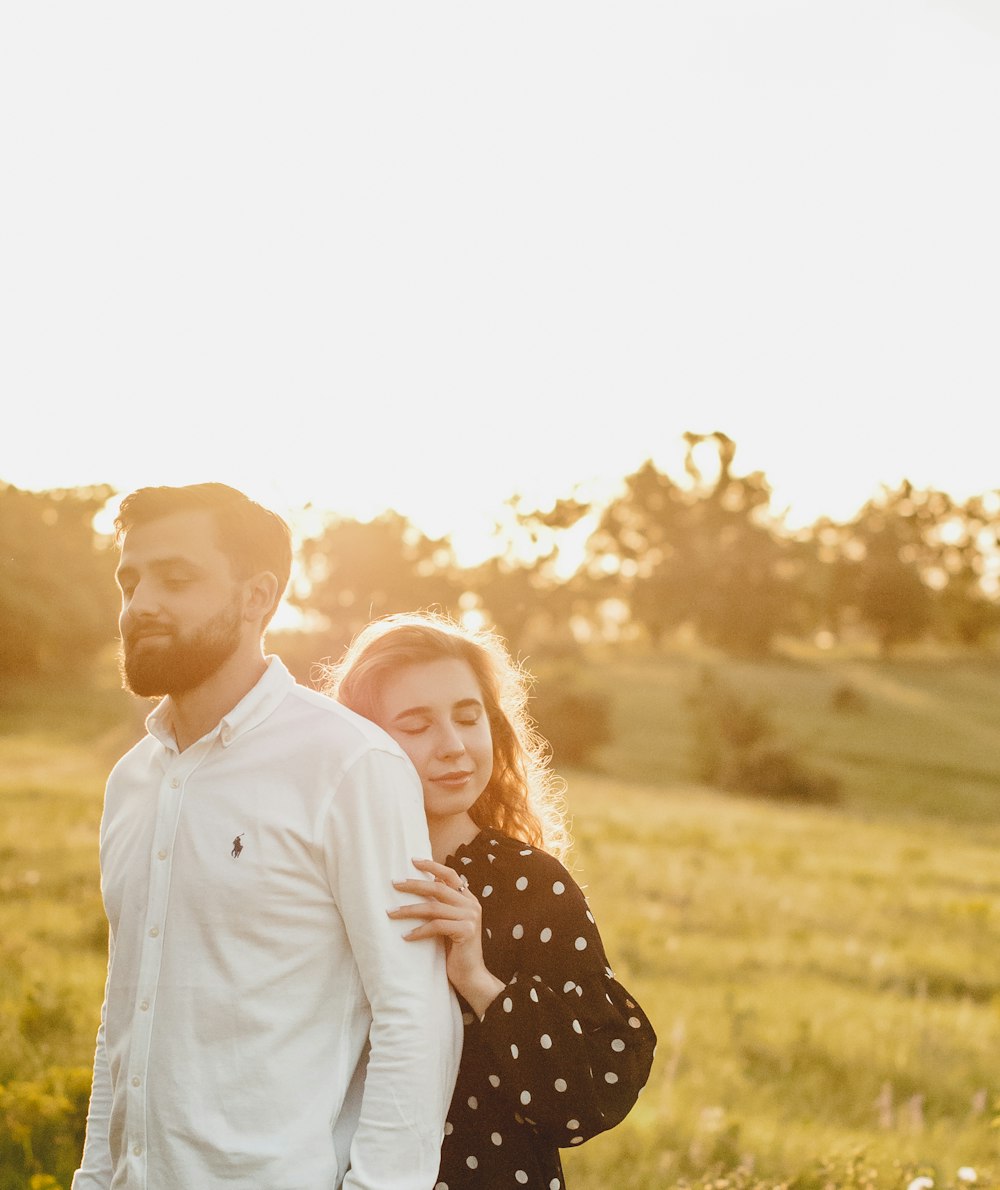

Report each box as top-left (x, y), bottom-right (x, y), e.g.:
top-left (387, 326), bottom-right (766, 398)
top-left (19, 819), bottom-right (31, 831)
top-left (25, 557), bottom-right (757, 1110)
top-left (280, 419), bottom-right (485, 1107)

top-left (2, 653), bottom-right (999, 1189)
top-left (559, 773), bottom-right (999, 1189)
top-left (585, 648), bottom-right (1000, 825)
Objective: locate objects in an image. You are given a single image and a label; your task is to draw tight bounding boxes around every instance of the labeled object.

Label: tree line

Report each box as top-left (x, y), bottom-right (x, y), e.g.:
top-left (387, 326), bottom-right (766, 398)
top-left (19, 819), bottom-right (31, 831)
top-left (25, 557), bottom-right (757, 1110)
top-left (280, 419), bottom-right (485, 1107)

top-left (3, 432), bottom-right (999, 683)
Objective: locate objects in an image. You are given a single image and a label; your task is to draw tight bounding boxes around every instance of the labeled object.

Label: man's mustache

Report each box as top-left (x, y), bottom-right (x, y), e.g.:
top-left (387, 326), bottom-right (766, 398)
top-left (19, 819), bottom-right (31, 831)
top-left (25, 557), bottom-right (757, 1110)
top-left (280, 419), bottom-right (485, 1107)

top-left (123, 622), bottom-right (175, 648)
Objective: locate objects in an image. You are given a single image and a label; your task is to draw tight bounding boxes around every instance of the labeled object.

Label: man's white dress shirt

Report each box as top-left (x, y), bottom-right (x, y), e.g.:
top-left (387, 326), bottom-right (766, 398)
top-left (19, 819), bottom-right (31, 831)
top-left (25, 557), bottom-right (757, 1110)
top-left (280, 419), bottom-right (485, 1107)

top-left (73, 657), bottom-right (461, 1190)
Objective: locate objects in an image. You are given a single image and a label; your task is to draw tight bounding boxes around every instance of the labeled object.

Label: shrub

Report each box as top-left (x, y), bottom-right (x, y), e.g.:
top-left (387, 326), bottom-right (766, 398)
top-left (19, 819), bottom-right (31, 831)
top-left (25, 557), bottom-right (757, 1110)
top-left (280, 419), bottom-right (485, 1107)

top-left (688, 668), bottom-right (841, 805)
top-left (0, 1066), bottom-right (91, 1190)
top-left (530, 665), bottom-right (613, 769)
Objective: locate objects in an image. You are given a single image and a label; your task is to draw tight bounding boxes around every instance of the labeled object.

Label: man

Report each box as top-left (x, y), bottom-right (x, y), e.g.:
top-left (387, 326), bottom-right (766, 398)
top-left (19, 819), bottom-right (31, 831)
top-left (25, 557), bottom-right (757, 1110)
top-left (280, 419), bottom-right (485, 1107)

top-left (73, 483), bottom-right (461, 1190)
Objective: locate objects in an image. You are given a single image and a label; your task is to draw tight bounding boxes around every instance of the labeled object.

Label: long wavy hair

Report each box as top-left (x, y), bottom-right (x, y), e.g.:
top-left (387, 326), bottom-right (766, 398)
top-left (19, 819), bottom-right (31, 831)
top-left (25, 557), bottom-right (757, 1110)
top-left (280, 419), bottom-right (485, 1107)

top-left (323, 612), bottom-right (569, 862)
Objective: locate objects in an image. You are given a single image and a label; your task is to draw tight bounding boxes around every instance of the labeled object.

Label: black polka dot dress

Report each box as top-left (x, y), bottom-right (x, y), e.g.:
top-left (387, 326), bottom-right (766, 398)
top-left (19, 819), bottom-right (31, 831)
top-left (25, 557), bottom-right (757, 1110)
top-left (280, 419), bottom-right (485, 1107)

top-left (436, 830), bottom-right (657, 1190)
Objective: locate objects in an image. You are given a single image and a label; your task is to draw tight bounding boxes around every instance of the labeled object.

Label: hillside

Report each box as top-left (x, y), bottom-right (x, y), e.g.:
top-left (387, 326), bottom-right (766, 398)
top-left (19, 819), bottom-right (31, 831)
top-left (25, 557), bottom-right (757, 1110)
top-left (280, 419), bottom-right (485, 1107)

top-left (571, 650), bottom-right (1000, 825)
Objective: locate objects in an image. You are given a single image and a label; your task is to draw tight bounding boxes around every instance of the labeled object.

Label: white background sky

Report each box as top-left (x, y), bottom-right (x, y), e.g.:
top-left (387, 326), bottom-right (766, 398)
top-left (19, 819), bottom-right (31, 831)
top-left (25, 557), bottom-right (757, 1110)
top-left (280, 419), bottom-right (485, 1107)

top-left (2, 1), bottom-right (998, 563)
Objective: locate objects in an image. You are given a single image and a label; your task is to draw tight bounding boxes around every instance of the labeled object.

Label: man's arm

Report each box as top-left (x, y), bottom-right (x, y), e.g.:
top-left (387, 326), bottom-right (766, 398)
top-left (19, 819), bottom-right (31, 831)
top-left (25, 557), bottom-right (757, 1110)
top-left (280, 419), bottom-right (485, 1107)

top-left (325, 748), bottom-right (461, 1190)
top-left (72, 936), bottom-right (115, 1190)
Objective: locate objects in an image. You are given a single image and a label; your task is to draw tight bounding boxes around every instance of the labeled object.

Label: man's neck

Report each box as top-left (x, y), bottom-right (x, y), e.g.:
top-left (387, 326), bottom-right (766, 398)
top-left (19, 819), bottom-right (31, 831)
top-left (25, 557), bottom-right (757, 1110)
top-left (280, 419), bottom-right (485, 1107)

top-left (169, 647), bottom-right (269, 752)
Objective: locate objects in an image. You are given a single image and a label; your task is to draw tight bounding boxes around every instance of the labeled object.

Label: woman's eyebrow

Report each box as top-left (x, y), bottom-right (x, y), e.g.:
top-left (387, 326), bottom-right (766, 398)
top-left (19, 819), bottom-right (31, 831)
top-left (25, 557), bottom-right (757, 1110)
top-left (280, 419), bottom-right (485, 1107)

top-left (392, 705), bottom-right (432, 722)
top-left (392, 697), bottom-right (483, 723)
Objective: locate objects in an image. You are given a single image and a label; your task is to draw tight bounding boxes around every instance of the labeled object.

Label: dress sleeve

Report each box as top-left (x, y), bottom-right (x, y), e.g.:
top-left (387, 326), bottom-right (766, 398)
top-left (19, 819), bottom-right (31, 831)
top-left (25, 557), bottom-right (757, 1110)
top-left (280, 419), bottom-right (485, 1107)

top-left (471, 857), bottom-right (656, 1147)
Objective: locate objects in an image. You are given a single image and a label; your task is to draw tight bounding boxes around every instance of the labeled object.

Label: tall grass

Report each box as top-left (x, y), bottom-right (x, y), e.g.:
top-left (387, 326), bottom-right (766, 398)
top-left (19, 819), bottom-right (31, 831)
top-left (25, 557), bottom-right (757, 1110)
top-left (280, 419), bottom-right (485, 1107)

top-left (2, 653), bottom-right (998, 1188)
top-left (560, 773), bottom-right (999, 1189)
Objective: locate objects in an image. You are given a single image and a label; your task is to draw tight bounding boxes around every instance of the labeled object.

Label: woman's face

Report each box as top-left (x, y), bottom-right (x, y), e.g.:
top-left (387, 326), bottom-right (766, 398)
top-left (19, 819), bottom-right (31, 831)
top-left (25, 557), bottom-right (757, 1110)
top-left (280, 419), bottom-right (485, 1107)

top-left (376, 657), bottom-right (494, 826)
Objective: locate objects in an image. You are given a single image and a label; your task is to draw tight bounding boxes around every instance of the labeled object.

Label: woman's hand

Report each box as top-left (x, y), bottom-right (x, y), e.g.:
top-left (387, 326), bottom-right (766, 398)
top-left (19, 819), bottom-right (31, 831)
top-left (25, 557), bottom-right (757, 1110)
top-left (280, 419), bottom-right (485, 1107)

top-left (390, 858), bottom-right (505, 1017)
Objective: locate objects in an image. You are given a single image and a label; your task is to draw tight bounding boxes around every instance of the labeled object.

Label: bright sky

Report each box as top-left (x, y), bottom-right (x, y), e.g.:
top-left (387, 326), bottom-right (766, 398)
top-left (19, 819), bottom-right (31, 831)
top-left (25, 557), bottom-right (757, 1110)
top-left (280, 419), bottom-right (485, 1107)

top-left (2, 1), bottom-right (998, 566)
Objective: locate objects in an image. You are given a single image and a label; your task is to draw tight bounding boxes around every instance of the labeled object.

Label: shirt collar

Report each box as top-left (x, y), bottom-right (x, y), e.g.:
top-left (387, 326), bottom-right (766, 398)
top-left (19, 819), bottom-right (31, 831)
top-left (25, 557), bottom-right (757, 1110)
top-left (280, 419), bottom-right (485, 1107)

top-left (145, 655), bottom-right (296, 752)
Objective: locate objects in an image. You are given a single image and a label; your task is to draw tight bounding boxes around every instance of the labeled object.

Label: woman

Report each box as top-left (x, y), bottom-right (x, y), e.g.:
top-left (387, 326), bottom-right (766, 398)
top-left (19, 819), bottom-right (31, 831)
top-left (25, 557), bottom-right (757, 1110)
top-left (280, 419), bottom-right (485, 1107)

top-left (326, 612), bottom-right (656, 1190)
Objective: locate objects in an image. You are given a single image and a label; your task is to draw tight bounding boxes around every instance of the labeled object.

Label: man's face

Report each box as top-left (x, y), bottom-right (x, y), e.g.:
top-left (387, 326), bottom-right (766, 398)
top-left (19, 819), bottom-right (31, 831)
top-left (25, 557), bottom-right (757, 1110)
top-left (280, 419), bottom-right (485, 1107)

top-left (116, 510), bottom-right (247, 698)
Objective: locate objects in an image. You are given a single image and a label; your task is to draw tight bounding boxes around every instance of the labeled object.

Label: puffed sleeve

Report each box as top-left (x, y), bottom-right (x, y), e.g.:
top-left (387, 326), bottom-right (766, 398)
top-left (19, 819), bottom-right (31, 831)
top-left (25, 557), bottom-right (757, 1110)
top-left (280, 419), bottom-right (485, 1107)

top-left (469, 850), bottom-right (656, 1148)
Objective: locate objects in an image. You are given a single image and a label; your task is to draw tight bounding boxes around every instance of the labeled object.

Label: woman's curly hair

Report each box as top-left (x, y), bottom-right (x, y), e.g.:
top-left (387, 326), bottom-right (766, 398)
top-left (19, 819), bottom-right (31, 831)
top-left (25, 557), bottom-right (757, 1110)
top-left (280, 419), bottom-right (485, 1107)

top-left (322, 611), bottom-right (569, 861)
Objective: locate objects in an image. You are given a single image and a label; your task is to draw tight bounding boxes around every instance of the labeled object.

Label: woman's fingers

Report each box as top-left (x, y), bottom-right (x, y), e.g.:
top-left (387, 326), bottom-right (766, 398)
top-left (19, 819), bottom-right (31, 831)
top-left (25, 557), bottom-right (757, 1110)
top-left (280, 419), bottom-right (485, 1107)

top-left (389, 861), bottom-right (482, 954)
top-left (392, 874), bottom-right (472, 903)
top-left (400, 918), bottom-right (478, 944)
top-left (388, 900), bottom-right (465, 922)
top-left (411, 858), bottom-right (472, 891)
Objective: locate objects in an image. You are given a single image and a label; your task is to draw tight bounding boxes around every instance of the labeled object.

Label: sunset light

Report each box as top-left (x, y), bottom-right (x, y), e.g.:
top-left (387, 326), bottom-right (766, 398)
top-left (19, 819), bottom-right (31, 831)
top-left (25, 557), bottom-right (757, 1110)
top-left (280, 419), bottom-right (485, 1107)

top-left (4, 7), bottom-right (1000, 1189)
top-left (3, 2), bottom-right (998, 554)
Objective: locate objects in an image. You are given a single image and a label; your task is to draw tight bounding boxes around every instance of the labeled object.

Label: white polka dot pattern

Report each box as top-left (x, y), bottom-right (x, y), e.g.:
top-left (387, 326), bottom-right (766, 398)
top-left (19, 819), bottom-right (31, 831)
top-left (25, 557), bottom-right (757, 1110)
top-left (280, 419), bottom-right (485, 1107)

top-left (434, 828), bottom-right (656, 1189)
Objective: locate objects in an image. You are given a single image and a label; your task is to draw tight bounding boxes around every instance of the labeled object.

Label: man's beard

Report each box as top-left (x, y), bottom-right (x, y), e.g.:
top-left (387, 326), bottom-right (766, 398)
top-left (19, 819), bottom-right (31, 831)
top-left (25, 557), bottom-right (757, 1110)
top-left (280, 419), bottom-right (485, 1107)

top-left (119, 599), bottom-right (243, 698)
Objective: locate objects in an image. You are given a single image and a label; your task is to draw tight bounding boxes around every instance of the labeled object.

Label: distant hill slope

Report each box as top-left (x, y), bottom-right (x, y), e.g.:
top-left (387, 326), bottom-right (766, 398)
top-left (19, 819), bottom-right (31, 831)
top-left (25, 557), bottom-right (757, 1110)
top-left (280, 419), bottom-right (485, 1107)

top-left (569, 652), bottom-right (1000, 825)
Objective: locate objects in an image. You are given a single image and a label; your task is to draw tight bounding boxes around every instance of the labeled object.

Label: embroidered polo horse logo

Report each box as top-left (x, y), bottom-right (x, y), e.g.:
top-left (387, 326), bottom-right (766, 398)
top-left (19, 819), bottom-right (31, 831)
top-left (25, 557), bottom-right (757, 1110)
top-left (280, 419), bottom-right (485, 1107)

top-left (231, 833), bottom-right (246, 859)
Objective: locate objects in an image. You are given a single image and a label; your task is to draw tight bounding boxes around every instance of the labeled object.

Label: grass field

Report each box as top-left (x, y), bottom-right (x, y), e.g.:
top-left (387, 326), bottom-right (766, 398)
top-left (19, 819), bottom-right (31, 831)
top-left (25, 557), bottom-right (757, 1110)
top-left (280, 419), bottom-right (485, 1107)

top-left (1, 650), bottom-right (998, 1189)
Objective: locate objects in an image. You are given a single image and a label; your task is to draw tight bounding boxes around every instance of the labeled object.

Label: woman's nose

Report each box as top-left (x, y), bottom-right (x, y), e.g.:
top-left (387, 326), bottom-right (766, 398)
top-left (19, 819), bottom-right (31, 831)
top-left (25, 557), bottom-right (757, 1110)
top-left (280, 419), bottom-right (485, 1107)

top-left (436, 725), bottom-right (465, 757)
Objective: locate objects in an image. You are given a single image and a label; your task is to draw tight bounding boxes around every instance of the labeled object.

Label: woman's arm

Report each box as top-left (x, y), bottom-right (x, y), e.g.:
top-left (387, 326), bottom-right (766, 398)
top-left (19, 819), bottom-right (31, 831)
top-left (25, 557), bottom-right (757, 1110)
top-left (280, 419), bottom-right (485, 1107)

top-left (479, 864), bottom-right (656, 1144)
top-left (392, 853), bottom-right (657, 1145)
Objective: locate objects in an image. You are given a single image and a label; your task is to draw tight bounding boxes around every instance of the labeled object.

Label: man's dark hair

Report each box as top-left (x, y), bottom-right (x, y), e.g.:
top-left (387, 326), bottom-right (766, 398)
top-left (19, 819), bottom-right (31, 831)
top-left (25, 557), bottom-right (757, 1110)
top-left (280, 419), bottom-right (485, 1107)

top-left (114, 483), bottom-right (293, 629)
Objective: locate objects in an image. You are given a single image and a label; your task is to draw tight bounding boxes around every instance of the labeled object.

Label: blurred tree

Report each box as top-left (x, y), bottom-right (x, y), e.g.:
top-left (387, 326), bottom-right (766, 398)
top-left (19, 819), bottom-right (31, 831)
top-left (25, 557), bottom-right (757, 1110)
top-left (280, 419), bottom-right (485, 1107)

top-left (463, 495), bottom-right (593, 655)
top-left (813, 482), bottom-right (1000, 655)
top-left (0, 483), bottom-right (117, 679)
top-left (583, 433), bottom-right (806, 655)
top-left (291, 510), bottom-right (461, 658)
top-left (928, 490), bottom-right (1000, 647)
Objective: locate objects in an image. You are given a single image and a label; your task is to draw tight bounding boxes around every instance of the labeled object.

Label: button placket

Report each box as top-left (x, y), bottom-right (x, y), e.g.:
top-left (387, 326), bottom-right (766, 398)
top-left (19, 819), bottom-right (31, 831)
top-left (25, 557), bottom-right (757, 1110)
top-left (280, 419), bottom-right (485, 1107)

top-left (128, 755), bottom-right (192, 1167)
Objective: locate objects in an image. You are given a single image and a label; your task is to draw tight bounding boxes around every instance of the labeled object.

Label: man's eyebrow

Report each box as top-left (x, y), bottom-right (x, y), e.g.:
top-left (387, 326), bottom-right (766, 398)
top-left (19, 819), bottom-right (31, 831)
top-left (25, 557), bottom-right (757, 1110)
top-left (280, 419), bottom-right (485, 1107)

top-left (115, 557), bottom-right (205, 580)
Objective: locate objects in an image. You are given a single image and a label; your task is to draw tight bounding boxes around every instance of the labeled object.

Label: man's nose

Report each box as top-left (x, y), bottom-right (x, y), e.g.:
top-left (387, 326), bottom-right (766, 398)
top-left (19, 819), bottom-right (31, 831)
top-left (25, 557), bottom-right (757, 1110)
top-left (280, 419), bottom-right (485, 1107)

top-left (123, 580), bottom-right (161, 620)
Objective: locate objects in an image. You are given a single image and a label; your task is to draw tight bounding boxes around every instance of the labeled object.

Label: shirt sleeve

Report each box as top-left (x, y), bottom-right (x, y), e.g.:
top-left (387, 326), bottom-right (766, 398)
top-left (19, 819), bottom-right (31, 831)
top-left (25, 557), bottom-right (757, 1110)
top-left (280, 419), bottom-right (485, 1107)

top-left (71, 934), bottom-right (115, 1190)
top-left (323, 746), bottom-right (462, 1190)
top-left (471, 862), bottom-right (656, 1147)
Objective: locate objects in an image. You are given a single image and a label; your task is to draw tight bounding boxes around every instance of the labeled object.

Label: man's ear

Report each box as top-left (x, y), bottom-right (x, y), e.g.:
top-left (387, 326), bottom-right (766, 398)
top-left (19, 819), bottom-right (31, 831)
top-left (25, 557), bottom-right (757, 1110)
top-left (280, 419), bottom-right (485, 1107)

top-left (243, 571), bottom-right (280, 626)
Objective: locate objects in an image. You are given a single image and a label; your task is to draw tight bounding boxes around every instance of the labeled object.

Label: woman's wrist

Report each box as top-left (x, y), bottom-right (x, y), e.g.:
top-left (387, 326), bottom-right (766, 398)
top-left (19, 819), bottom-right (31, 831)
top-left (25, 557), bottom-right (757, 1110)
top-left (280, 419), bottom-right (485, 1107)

top-left (460, 970), bottom-right (506, 1019)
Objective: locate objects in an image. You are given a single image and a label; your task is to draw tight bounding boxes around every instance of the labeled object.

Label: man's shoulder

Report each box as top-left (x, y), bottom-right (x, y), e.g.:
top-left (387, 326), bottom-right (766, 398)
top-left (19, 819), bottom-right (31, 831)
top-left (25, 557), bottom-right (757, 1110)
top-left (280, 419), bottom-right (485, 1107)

top-left (107, 731), bottom-right (160, 779)
top-left (275, 682), bottom-right (404, 758)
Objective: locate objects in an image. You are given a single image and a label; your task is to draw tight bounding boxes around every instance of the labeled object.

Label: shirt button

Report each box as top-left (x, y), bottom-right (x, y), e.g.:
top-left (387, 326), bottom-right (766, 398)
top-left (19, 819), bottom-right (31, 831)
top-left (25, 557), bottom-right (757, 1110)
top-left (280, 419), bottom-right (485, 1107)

top-left (158, 850), bottom-right (168, 860)
top-left (139, 1000), bottom-right (149, 1011)
top-left (169, 778), bottom-right (180, 789)
top-left (132, 1076), bottom-right (141, 1087)
top-left (133, 1145), bottom-right (142, 1156)
top-left (149, 926), bottom-right (159, 938)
